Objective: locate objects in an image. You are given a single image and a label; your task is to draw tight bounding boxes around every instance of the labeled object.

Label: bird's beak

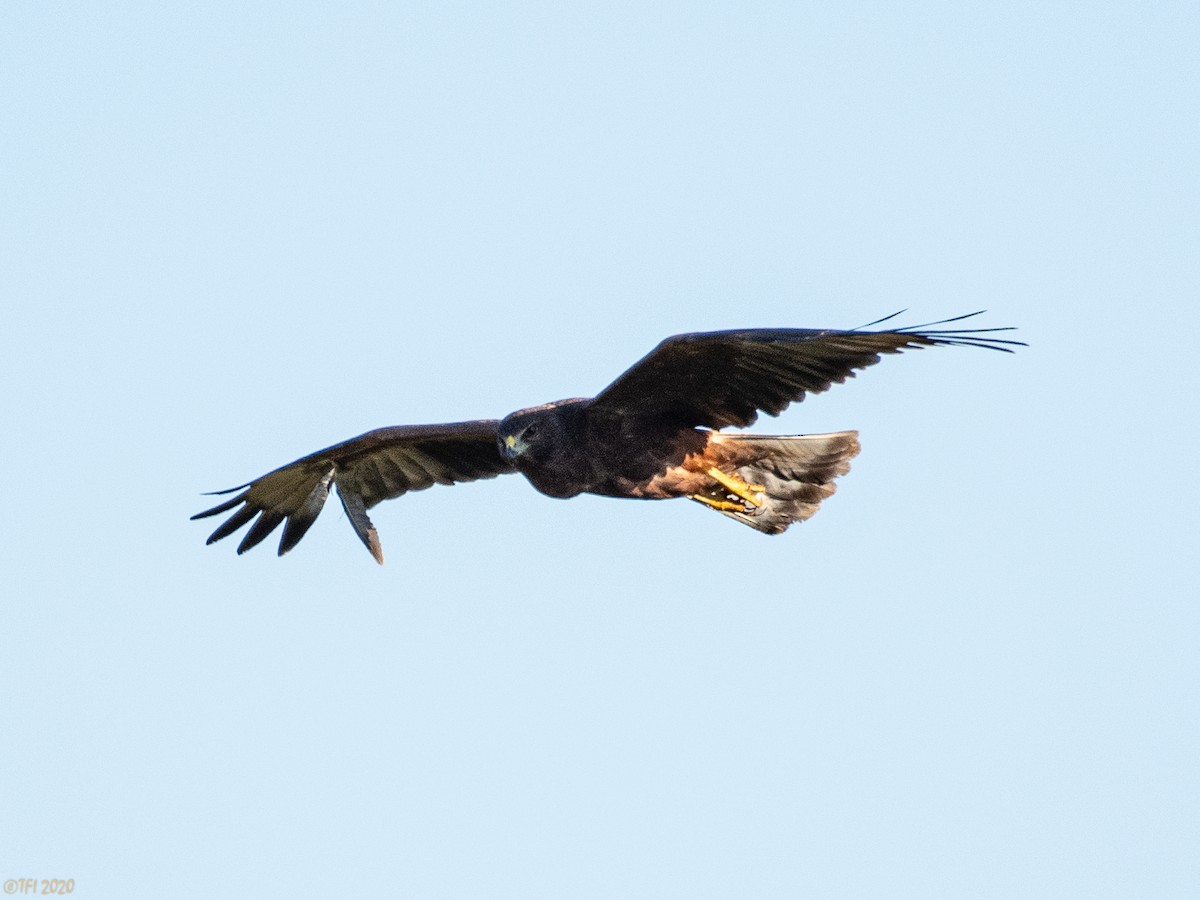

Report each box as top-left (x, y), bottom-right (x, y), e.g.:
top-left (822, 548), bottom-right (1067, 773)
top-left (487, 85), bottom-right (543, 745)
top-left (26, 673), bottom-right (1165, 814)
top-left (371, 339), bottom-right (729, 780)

top-left (501, 434), bottom-right (521, 460)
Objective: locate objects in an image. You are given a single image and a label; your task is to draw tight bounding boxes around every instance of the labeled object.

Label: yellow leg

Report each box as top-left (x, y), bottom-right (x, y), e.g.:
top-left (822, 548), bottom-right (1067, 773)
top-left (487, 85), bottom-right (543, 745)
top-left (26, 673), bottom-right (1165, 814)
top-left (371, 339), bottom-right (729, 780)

top-left (705, 467), bottom-right (765, 508)
top-left (691, 494), bottom-right (749, 512)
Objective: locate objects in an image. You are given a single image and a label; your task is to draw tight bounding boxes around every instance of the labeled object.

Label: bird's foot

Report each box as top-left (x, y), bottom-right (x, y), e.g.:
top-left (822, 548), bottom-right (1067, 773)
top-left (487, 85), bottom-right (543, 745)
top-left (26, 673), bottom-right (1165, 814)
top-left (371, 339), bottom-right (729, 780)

top-left (691, 494), bottom-right (744, 513)
top-left (691, 494), bottom-right (752, 513)
top-left (704, 467), bottom-right (765, 508)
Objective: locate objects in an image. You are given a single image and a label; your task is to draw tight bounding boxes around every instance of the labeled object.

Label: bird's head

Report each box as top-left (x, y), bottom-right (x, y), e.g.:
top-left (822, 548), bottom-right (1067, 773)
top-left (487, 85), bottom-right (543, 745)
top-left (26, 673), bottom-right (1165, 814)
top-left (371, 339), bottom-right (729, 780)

top-left (498, 400), bottom-right (587, 466)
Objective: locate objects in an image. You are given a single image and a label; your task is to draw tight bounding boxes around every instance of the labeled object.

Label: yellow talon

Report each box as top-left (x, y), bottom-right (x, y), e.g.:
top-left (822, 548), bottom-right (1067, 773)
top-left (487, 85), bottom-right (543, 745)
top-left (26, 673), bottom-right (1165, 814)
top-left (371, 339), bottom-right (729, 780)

top-left (705, 467), bottom-right (765, 508)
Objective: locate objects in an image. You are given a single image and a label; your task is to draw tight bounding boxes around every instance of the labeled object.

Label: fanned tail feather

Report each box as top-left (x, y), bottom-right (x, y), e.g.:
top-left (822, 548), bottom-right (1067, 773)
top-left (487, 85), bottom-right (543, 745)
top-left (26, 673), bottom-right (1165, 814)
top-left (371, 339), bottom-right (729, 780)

top-left (697, 431), bottom-right (860, 534)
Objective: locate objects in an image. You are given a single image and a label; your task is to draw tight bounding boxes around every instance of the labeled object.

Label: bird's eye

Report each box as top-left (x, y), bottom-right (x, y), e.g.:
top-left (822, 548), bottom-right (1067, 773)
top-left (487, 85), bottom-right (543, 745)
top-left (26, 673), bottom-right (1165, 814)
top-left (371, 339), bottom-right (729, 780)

top-left (524, 422), bottom-right (540, 439)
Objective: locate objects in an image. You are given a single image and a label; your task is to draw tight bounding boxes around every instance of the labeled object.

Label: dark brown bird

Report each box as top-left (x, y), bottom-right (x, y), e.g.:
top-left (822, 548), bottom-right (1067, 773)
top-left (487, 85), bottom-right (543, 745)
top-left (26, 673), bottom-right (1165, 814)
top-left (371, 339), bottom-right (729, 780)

top-left (193, 312), bottom-right (1022, 564)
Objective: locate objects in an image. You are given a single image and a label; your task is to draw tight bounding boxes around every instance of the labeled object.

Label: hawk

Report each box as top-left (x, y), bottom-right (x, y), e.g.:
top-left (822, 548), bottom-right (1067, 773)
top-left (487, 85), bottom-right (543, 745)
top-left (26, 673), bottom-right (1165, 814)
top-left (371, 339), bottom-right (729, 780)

top-left (193, 312), bottom-right (1021, 564)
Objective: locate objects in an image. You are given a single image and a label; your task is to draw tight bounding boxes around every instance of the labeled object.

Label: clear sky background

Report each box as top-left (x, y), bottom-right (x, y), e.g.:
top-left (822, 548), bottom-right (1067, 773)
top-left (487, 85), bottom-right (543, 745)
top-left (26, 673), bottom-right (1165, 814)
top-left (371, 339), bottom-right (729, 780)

top-left (2, 2), bottom-right (1197, 898)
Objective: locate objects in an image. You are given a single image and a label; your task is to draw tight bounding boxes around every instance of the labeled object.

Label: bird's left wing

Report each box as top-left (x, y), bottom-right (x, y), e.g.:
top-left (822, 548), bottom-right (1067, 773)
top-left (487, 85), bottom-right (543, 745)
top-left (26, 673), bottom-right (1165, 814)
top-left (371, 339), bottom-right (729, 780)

top-left (192, 420), bottom-right (513, 564)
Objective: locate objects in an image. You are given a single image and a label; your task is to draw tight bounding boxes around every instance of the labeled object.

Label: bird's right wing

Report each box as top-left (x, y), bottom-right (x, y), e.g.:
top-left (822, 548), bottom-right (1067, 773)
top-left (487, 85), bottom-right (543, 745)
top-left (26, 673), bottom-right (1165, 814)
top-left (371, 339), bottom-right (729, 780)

top-left (192, 420), bottom-right (514, 564)
top-left (589, 312), bottom-right (1024, 430)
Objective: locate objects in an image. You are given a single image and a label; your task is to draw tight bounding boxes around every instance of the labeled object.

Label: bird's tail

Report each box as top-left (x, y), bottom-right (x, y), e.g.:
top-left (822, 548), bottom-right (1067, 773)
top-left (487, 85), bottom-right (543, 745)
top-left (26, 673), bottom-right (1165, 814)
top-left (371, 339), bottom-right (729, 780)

top-left (695, 431), bottom-right (861, 534)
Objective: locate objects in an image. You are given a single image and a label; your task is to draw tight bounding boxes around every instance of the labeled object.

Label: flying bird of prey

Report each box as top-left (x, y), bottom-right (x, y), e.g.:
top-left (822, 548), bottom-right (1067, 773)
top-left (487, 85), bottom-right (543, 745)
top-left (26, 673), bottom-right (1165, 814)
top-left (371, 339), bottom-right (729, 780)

top-left (193, 312), bottom-right (1021, 564)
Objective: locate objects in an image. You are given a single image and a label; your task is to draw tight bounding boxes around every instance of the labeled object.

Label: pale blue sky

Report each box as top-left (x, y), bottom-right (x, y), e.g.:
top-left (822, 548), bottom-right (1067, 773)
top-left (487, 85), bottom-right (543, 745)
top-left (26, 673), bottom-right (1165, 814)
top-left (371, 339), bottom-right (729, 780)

top-left (2, 2), bottom-right (1197, 898)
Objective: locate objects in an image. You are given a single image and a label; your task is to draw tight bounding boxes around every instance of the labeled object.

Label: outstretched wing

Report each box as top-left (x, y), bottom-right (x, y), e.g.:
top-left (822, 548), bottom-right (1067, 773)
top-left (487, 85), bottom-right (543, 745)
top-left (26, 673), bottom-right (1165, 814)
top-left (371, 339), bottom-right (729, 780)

top-left (589, 311), bottom-right (1024, 429)
top-left (192, 421), bottom-right (513, 564)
